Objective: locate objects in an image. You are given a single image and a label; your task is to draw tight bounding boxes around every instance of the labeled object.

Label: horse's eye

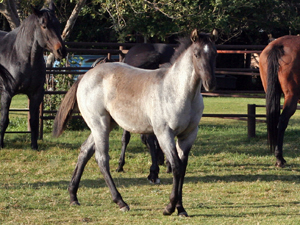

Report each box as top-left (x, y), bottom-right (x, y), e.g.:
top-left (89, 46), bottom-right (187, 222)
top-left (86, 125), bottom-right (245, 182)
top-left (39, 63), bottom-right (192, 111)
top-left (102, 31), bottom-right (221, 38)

top-left (42, 25), bottom-right (47, 29)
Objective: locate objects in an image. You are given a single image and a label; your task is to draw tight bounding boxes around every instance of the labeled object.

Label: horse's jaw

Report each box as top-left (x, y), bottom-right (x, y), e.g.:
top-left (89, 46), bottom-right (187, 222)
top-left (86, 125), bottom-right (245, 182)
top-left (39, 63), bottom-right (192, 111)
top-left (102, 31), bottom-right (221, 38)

top-left (202, 77), bottom-right (216, 92)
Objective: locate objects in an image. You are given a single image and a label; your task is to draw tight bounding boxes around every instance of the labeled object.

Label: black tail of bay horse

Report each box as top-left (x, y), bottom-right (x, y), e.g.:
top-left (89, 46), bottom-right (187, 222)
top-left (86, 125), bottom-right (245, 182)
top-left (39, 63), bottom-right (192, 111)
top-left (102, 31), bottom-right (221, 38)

top-left (266, 45), bottom-right (284, 153)
top-left (260, 35), bottom-right (300, 167)
top-left (0, 3), bottom-right (66, 150)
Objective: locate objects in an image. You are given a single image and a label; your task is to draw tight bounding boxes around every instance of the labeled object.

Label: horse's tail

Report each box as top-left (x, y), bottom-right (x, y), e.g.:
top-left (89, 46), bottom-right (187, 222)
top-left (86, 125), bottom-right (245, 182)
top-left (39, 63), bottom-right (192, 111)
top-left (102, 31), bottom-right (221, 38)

top-left (0, 64), bottom-right (15, 96)
top-left (52, 76), bottom-right (83, 137)
top-left (266, 45), bottom-right (284, 152)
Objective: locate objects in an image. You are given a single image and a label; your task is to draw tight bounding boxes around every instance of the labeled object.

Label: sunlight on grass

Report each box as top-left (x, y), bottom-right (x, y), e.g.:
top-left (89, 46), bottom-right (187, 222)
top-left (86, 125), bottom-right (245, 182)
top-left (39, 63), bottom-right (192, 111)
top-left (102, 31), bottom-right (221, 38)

top-left (1, 96), bottom-right (300, 224)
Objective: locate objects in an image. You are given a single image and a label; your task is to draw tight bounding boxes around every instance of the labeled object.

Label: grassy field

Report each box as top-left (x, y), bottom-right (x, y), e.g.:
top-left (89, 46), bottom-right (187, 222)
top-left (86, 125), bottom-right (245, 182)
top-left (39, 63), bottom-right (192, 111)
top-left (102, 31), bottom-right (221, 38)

top-left (1, 95), bottom-right (300, 224)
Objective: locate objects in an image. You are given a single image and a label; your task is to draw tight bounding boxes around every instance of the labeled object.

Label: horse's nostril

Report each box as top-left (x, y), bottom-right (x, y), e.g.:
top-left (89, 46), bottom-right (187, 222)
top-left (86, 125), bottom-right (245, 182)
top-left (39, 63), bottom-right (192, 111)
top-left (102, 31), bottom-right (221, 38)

top-left (57, 48), bottom-right (62, 56)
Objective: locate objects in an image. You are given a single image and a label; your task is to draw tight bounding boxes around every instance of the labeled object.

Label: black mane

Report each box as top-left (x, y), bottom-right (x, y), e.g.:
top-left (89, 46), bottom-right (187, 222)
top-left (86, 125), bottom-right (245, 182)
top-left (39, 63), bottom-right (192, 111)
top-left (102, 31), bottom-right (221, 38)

top-left (170, 37), bottom-right (192, 64)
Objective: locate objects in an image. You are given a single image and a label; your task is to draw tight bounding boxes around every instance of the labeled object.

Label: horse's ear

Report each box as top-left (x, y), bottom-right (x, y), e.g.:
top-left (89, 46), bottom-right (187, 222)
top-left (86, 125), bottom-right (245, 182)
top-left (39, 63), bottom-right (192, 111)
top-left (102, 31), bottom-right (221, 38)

top-left (191, 29), bottom-right (199, 42)
top-left (211, 29), bottom-right (218, 42)
top-left (31, 5), bottom-right (42, 17)
top-left (49, 1), bottom-right (55, 12)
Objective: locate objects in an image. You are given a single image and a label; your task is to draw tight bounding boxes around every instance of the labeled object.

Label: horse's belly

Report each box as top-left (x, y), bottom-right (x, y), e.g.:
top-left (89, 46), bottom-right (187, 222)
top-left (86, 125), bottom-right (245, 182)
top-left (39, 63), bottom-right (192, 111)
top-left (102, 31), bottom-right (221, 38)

top-left (110, 110), bottom-right (153, 134)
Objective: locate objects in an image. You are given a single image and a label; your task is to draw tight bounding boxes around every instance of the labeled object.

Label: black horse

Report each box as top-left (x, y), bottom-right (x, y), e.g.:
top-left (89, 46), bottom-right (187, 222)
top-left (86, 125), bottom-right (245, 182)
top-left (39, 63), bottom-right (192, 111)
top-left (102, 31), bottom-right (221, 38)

top-left (0, 4), bottom-right (66, 149)
top-left (118, 43), bottom-right (174, 183)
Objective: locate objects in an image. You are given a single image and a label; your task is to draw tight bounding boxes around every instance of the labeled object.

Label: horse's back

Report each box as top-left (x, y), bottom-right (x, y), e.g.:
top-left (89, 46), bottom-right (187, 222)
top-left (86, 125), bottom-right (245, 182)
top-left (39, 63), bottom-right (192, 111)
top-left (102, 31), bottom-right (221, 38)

top-left (153, 44), bottom-right (175, 64)
top-left (77, 62), bottom-right (162, 133)
top-left (260, 35), bottom-right (300, 92)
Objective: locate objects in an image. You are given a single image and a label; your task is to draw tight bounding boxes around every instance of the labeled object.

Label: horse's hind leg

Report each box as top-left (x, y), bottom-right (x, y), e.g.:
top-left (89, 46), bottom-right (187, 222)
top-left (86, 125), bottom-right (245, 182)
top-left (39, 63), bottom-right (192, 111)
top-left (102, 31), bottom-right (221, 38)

top-left (69, 134), bottom-right (95, 205)
top-left (0, 92), bottom-right (12, 148)
top-left (275, 95), bottom-right (298, 167)
top-left (116, 130), bottom-right (131, 172)
top-left (93, 127), bottom-right (129, 211)
top-left (141, 134), bottom-right (161, 184)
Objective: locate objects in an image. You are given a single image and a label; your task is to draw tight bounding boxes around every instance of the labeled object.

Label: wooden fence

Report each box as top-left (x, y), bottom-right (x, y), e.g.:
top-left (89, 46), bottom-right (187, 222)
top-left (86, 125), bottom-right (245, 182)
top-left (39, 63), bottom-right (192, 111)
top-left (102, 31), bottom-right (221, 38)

top-left (8, 42), bottom-right (268, 139)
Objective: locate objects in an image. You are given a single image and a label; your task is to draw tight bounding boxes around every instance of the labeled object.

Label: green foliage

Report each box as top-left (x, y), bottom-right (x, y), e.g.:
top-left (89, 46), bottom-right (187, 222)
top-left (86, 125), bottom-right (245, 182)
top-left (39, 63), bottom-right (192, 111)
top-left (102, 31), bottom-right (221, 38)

top-left (2, 0), bottom-right (300, 44)
top-left (43, 55), bottom-right (87, 131)
top-left (91, 0), bottom-right (300, 44)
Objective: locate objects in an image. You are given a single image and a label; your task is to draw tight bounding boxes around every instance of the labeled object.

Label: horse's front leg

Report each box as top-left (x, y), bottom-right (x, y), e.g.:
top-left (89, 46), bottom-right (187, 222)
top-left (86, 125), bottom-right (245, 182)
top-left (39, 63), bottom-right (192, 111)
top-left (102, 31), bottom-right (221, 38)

top-left (155, 130), bottom-right (182, 216)
top-left (174, 129), bottom-right (198, 217)
top-left (275, 95), bottom-right (298, 167)
top-left (0, 92), bottom-right (12, 148)
top-left (69, 134), bottom-right (95, 205)
top-left (28, 88), bottom-right (44, 150)
top-left (116, 130), bottom-right (131, 172)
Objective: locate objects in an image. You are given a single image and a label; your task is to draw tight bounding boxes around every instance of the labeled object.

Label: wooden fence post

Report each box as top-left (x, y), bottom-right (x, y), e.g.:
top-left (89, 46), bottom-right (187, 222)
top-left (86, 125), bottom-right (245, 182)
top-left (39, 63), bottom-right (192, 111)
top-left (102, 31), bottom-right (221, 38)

top-left (119, 46), bottom-right (124, 62)
top-left (247, 104), bottom-right (256, 138)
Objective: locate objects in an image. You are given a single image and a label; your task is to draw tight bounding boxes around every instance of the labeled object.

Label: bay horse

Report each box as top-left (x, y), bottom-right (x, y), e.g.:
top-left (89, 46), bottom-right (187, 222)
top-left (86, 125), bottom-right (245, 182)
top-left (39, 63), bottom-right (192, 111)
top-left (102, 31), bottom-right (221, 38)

top-left (53, 29), bottom-right (217, 216)
top-left (0, 4), bottom-right (66, 150)
top-left (259, 35), bottom-right (300, 167)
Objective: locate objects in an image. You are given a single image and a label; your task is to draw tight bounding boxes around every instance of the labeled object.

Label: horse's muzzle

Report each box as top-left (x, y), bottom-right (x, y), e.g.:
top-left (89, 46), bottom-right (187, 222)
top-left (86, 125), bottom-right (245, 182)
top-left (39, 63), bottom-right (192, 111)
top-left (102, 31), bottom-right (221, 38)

top-left (202, 77), bottom-right (216, 92)
top-left (54, 43), bottom-right (67, 59)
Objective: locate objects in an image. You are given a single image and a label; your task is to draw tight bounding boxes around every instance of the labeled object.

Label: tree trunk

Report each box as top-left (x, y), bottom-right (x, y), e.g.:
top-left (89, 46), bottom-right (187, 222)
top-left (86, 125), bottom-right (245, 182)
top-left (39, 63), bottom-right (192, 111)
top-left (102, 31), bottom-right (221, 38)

top-left (0, 0), bottom-right (20, 29)
top-left (61, 0), bottom-right (87, 40)
top-left (46, 0), bottom-right (87, 67)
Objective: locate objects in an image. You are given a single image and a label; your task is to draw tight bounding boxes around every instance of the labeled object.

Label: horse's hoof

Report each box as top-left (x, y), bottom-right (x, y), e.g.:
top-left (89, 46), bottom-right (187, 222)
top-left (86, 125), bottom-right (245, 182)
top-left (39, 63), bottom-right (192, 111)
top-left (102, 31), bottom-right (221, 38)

top-left (275, 161), bottom-right (286, 168)
top-left (178, 211), bottom-right (189, 217)
top-left (120, 205), bottom-right (130, 212)
top-left (116, 167), bottom-right (124, 172)
top-left (163, 208), bottom-right (173, 216)
top-left (70, 201), bottom-right (80, 206)
top-left (149, 178), bottom-right (160, 184)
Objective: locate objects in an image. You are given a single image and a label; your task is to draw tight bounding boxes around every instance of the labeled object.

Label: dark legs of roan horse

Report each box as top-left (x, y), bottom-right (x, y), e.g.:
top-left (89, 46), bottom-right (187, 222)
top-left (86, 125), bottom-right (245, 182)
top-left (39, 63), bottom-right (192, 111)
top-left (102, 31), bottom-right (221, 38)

top-left (68, 131), bottom-right (171, 207)
top-left (69, 134), bottom-right (129, 211)
top-left (116, 130), bottom-right (171, 183)
top-left (275, 96), bottom-right (298, 167)
top-left (0, 89), bottom-right (43, 150)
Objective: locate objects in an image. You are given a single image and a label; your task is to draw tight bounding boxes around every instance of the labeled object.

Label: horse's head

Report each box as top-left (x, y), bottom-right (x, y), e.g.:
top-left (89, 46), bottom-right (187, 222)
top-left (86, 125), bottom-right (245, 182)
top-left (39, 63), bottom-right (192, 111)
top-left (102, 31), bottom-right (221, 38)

top-left (190, 29), bottom-right (217, 92)
top-left (32, 3), bottom-right (66, 59)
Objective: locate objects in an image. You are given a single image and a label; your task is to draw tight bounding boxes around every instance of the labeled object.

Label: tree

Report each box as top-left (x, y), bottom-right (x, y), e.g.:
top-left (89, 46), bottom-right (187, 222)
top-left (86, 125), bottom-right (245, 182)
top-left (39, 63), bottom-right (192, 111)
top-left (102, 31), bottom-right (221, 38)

top-left (0, 0), bottom-right (20, 29)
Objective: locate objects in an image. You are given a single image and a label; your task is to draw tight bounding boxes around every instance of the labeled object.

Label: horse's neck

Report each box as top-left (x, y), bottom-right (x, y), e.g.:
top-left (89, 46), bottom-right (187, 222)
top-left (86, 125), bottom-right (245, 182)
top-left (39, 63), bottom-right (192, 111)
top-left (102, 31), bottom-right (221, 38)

top-left (165, 48), bottom-right (201, 99)
top-left (14, 21), bottom-right (44, 63)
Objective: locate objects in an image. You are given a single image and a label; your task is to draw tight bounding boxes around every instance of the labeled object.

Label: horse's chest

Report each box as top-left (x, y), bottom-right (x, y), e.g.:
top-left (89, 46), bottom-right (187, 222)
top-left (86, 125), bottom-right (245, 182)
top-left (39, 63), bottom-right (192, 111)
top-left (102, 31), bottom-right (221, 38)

top-left (15, 69), bottom-right (45, 93)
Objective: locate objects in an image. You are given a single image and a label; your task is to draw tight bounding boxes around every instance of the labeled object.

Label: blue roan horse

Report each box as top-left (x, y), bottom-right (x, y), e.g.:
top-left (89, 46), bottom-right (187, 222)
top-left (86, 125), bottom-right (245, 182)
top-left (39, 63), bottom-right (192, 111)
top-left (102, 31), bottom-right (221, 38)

top-left (92, 43), bottom-right (175, 184)
top-left (119, 43), bottom-right (175, 182)
top-left (53, 29), bottom-right (217, 216)
top-left (0, 4), bottom-right (66, 149)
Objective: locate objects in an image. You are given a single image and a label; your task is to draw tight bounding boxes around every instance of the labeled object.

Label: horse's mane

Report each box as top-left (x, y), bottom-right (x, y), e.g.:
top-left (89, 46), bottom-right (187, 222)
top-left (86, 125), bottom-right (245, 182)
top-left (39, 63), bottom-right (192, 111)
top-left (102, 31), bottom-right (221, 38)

top-left (170, 33), bottom-right (213, 64)
top-left (17, 8), bottom-right (53, 40)
top-left (170, 37), bottom-right (192, 64)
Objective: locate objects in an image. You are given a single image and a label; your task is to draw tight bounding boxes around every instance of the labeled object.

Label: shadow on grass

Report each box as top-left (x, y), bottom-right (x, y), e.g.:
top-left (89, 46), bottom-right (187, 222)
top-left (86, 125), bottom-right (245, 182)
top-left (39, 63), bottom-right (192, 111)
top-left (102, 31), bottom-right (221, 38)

top-left (2, 172), bottom-right (300, 191)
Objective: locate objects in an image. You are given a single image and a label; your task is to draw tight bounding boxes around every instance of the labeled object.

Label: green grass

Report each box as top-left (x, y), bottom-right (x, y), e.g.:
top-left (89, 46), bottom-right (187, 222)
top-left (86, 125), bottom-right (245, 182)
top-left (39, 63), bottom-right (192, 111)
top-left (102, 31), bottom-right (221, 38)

top-left (1, 95), bottom-right (300, 224)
